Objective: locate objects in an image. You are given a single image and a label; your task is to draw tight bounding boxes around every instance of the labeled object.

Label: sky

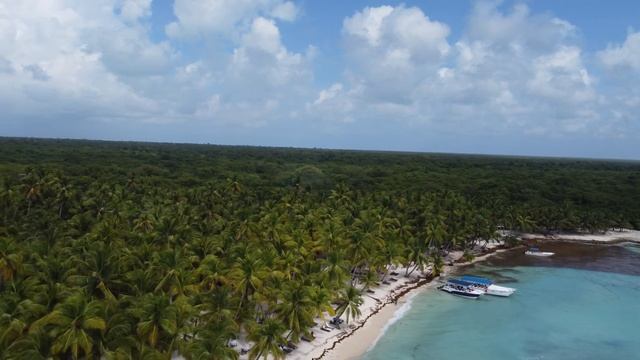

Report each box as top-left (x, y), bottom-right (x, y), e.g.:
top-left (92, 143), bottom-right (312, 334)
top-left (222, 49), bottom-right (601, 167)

top-left (1, 0), bottom-right (640, 159)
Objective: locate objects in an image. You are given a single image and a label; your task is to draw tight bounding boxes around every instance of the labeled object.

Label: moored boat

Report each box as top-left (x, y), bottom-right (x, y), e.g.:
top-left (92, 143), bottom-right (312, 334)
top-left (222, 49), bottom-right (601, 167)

top-left (487, 284), bottom-right (516, 297)
top-left (460, 275), bottom-right (516, 297)
top-left (439, 279), bottom-right (484, 299)
top-left (525, 247), bottom-right (554, 257)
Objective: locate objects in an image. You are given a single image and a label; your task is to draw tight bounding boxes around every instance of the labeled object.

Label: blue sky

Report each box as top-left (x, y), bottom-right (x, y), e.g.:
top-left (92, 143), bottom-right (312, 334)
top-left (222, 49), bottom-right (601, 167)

top-left (1, 0), bottom-right (640, 159)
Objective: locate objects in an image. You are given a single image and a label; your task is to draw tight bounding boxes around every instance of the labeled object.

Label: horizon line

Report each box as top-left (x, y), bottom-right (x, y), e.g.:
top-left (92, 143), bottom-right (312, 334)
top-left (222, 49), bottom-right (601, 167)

top-left (2, 135), bottom-right (639, 163)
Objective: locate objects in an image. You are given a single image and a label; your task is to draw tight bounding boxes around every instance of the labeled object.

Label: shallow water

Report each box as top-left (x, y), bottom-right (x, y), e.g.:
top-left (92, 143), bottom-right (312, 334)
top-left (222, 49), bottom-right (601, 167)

top-left (363, 244), bottom-right (640, 360)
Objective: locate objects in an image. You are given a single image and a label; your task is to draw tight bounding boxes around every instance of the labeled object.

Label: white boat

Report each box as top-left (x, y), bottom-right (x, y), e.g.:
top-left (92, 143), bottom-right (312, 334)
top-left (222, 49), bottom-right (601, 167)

top-left (460, 275), bottom-right (516, 297)
top-left (525, 247), bottom-right (554, 257)
top-left (487, 284), bottom-right (516, 297)
top-left (439, 279), bottom-right (484, 299)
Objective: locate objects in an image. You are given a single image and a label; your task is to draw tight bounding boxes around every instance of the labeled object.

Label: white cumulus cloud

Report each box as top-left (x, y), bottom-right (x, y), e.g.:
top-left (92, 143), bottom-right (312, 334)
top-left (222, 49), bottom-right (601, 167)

top-left (310, 2), bottom-right (614, 137)
top-left (598, 31), bottom-right (640, 71)
top-left (166, 0), bottom-right (296, 38)
top-left (1, 0), bottom-right (639, 150)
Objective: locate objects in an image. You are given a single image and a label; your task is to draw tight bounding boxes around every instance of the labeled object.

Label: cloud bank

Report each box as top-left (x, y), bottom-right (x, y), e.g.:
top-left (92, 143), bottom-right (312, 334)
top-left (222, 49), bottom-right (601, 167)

top-left (0, 1), bottom-right (638, 157)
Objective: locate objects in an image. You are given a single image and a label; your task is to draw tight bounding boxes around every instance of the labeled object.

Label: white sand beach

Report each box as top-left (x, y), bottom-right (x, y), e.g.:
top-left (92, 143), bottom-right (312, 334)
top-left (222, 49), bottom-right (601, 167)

top-left (521, 229), bottom-right (640, 243)
top-left (287, 264), bottom-right (430, 360)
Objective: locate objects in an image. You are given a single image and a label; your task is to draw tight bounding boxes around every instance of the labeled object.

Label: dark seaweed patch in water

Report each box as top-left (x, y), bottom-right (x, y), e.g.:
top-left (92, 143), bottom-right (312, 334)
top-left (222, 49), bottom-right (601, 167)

top-left (469, 268), bottom-right (521, 284)
top-left (483, 242), bottom-right (640, 276)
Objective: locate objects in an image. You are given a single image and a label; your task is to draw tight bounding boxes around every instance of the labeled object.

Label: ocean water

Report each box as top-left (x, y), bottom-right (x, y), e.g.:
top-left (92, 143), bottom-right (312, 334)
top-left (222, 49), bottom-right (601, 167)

top-left (363, 243), bottom-right (640, 360)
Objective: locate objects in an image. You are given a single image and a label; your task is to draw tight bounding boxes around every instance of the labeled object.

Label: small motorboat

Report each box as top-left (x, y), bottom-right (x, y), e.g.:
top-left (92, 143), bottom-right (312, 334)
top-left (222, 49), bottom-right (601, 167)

top-left (525, 247), bottom-right (554, 257)
top-left (439, 279), bottom-right (484, 299)
top-left (459, 275), bottom-right (516, 297)
top-left (486, 284), bottom-right (517, 297)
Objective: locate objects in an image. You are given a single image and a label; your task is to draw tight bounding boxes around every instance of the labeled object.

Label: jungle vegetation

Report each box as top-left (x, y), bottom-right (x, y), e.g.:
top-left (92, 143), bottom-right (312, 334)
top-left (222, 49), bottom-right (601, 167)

top-left (0, 137), bottom-right (638, 359)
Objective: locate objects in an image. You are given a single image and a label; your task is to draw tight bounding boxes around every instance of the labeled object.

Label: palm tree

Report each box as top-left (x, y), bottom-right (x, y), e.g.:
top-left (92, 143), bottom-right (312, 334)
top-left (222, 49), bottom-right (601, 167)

top-left (276, 282), bottom-right (314, 343)
top-left (230, 255), bottom-right (267, 320)
top-left (515, 214), bottom-right (536, 233)
top-left (405, 238), bottom-right (429, 276)
top-left (248, 318), bottom-right (286, 360)
top-left (347, 232), bottom-right (371, 283)
top-left (358, 269), bottom-right (379, 292)
top-left (196, 285), bottom-right (236, 325)
top-left (308, 287), bottom-right (335, 324)
top-left (335, 286), bottom-right (363, 324)
top-left (53, 178), bottom-right (73, 218)
top-left (99, 311), bottom-right (138, 360)
top-left (377, 238), bottom-right (405, 281)
top-left (322, 251), bottom-right (349, 289)
top-left (4, 331), bottom-right (53, 360)
top-left (431, 253), bottom-right (445, 277)
top-left (22, 172), bottom-right (43, 216)
top-left (131, 295), bottom-right (177, 352)
top-left (0, 238), bottom-right (22, 288)
top-left (187, 319), bottom-right (238, 360)
top-left (328, 183), bottom-right (353, 209)
top-left (153, 248), bottom-right (192, 300)
top-left (194, 255), bottom-right (229, 291)
top-left (66, 242), bottom-right (123, 302)
top-left (30, 293), bottom-right (106, 360)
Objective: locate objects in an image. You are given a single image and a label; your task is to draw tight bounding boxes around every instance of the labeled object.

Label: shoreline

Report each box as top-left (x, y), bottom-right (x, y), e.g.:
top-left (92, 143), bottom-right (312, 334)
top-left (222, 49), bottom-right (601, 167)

top-left (295, 232), bottom-right (640, 360)
top-left (284, 232), bottom-right (640, 360)
top-left (299, 245), bottom-right (513, 360)
top-left (521, 229), bottom-right (640, 244)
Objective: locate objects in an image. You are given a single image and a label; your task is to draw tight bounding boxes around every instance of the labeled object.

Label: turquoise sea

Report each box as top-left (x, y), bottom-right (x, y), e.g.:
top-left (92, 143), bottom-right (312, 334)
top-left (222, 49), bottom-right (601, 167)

top-left (363, 243), bottom-right (640, 360)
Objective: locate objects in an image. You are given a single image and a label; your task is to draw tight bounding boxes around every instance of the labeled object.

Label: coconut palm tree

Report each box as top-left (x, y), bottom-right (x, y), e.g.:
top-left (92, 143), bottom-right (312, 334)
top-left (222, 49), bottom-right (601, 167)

top-left (335, 286), bottom-right (363, 324)
top-left (194, 255), bottom-right (229, 291)
top-left (66, 242), bottom-right (124, 303)
top-left (308, 287), bottom-right (335, 324)
top-left (431, 253), bottom-right (445, 277)
top-left (322, 251), bottom-right (349, 289)
top-left (4, 331), bottom-right (53, 360)
top-left (230, 254), bottom-right (268, 320)
top-left (405, 238), bottom-right (429, 276)
top-left (99, 311), bottom-right (138, 360)
top-left (131, 295), bottom-right (177, 352)
top-left (30, 293), bottom-right (106, 360)
top-left (276, 282), bottom-right (314, 343)
top-left (515, 214), bottom-right (536, 233)
top-left (358, 269), bottom-right (379, 292)
top-left (153, 248), bottom-right (192, 300)
top-left (247, 318), bottom-right (286, 360)
top-left (0, 238), bottom-right (22, 288)
top-left (53, 178), bottom-right (73, 219)
top-left (187, 318), bottom-right (238, 360)
top-left (22, 171), bottom-right (44, 217)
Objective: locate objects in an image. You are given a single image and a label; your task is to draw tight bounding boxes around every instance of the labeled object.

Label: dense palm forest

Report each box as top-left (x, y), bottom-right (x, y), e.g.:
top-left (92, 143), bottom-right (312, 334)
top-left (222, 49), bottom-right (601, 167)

top-left (0, 137), bottom-right (639, 359)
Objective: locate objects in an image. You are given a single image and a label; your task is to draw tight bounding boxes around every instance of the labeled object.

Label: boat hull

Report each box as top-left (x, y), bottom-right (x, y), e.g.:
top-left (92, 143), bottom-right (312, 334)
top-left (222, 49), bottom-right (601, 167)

top-left (525, 251), bottom-right (554, 257)
top-left (486, 284), bottom-right (516, 297)
top-left (439, 285), bottom-right (482, 299)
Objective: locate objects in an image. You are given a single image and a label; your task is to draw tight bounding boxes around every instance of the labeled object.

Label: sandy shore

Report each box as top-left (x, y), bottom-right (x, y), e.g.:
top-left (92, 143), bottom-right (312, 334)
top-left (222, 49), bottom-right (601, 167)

top-left (287, 265), bottom-right (433, 360)
top-left (293, 245), bottom-right (510, 360)
top-left (521, 229), bottom-right (640, 244)
top-left (321, 284), bottom-right (429, 360)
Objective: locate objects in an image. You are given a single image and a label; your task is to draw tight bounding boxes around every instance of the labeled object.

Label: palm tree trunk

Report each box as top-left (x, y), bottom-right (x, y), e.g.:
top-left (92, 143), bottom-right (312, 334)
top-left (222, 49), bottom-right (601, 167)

top-left (234, 286), bottom-right (248, 320)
